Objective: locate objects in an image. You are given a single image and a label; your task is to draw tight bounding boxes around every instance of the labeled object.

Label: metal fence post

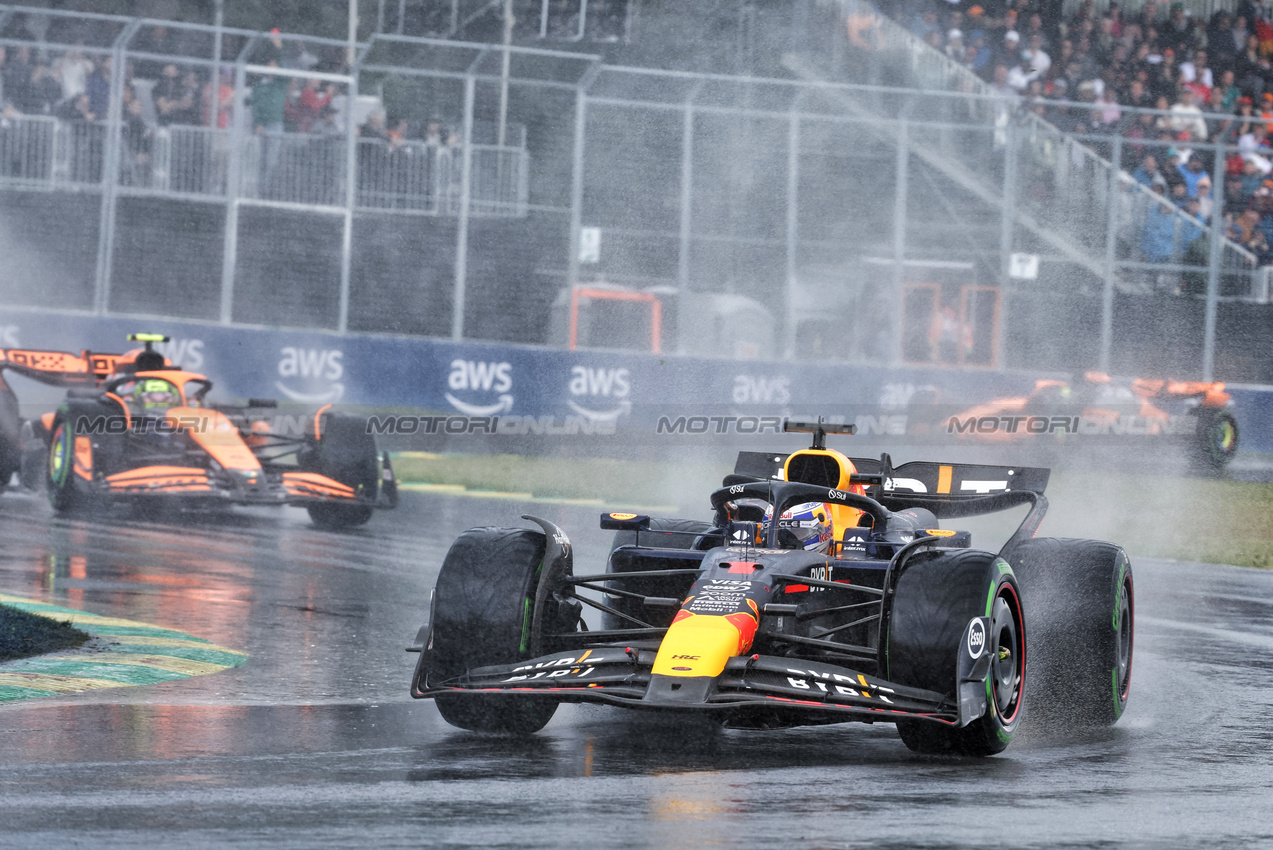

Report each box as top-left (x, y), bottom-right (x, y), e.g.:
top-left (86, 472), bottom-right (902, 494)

top-left (93, 24), bottom-right (138, 315)
top-left (1203, 136), bottom-right (1226, 381)
top-left (997, 120), bottom-right (1017, 371)
top-left (220, 58), bottom-right (250, 325)
top-left (784, 108), bottom-right (800, 360)
top-left (451, 72), bottom-right (476, 340)
top-left (566, 82), bottom-right (588, 292)
top-left (1099, 132), bottom-right (1122, 373)
top-left (891, 117), bottom-right (908, 368)
top-left (338, 70), bottom-right (359, 333)
top-left (677, 100), bottom-right (694, 355)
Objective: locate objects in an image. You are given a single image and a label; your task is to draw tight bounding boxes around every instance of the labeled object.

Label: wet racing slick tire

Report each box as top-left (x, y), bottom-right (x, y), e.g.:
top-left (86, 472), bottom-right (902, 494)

top-left (0, 389), bottom-right (20, 488)
top-left (888, 549), bottom-right (1025, 757)
top-left (304, 412), bottom-right (378, 529)
top-left (428, 527), bottom-right (570, 734)
top-left (19, 418), bottom-right (49, 492)
top-left (603, 518), bottom-right (714, 631)
top-left (1193, 408), bottom-right (1239, 474)
top-left (46, 412), bottom-right (95, 514)
top-left (1007, 538), bottom-right (1133, 728)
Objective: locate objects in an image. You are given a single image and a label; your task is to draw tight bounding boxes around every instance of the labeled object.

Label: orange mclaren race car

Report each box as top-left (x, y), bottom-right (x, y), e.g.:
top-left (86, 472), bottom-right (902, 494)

top-left (0, 334), bottom-right (396, 528)
top-left (945, 371), bottom-right (1239, 472)
top-left (409, 418), bottom-right (1133, 756)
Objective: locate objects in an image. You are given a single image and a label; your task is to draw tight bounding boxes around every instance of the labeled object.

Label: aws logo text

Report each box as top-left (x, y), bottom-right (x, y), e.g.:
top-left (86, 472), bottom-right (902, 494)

top-left (446, 359), bottom-right (513, 415)
top-left (275, 347), bottom-right (344, 403)
top-left (733, 374), bottom-right (790, 405)
top-left (568, 365), bottom-right (630, 422)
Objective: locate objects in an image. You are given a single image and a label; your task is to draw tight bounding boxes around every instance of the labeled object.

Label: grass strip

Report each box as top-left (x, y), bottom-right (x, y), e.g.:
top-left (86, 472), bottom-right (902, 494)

top-left (0, 605), bottom-right (90, 662)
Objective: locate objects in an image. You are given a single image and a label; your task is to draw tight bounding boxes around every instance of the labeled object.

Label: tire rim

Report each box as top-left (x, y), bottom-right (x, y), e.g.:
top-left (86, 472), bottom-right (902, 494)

top-left (990, 588), bottom-right (1024, 722)
top-left (1216, 420), bottom-right (1236, 454)
top-left (48, 423), bottom-right (68, 486)
top-left (1116, 575), bottom-right (1133, 699)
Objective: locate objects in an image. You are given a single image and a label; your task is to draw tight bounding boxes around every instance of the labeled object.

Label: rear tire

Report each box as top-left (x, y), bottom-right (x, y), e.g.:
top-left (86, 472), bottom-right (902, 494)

top-left (425, 527), bottom-right (565, 734)
top-left (889, 549), bottom-right (1025, 756)
top-left (603, 518), bottom-right (712, 631)
top-left (0, 389), bottom-right (20, 489)
top-left (304, 412), bottom-right (378, 528)
top-left (1193, 408), bottom-right (1238, 473)
top-left (1008, 538), bottom-right (1133, 728)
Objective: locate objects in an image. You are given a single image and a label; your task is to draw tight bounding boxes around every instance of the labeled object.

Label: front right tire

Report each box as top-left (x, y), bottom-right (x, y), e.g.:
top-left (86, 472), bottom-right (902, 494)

top-left (888, 548), bottom-right (1025, 757)
top-left (423, 526), bottom-right (570, 734)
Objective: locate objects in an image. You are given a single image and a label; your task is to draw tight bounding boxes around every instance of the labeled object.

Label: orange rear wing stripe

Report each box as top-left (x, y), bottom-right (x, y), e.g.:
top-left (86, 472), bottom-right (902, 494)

top-left (0, 348), bottom-right (121, 385)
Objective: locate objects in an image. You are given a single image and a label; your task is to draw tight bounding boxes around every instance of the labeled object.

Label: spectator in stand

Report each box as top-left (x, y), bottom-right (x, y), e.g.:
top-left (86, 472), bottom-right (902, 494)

top-left (1152, 94), bottom-right (1174, 135)
top-left (1260, 92), bottom-right (1273, 130)
top-left (945, 29), bottom-right (968, 64)
top-left (1161, 3), bottom-right (1193, 55)
top-left (1026, 32), bottom-right (1051, 75)
top-left (1234, 35), bottom-right (1266, 97)
top-left (1241, 158), bottom-right (1269, 198)
top-left (293, 78), bottom-right (333, 133)
top-left (996, 30), bottom-right (1021, 69)
top-left (1007, 51), bottom-right (1040, 91)
top-left (154, 64), bottom-right (190, 125)
top-left (17, 60), bottom-right (63, 115)
top-left (1238, 120), bottom-right (1269, 154)
top-left (173, 70), bottom-right (203, 124)
top-left (1216, 70), bottom-right (1242, 112)
top-left (359, 110), bottom-right (387, 141)
top-left (969, 30), bottom-right (993, 77)
top-left (3, 46), bottom-right (33, 107)
top-left (54, 45), bottom-right (93, 104)
top-left (1178, 153), bottom-right (1209, 196)
top-left (1133, 153), bottom-right (1166, 188)
top-left (1180, 49), bottom-right (1213, 97)
top-left (1226, 171), bottom-right (1249, 208)
top-left (203, 67), bottom-right (234, 129)
top-left (1208, 12), bottom-right (1238, 70)
top-left (1169, 86), bottom-right (1209, 140)
top-left (249, 59), bottom-right (288, 185)
top-left (1126, 77), bottom-right (1153, 108)
top-left (250, 61), bottom-right (287, 133)
top-left (121, 84), bottom-right (153, 185)
top-left (1142, 184), bottom-right (1178, 262)
top-left (1196, 176), bottom-right (1214, 219)
top-left (85, 56), bottom-right (111, 120)
top-left (1149, 48), bottom-right (1179, 102)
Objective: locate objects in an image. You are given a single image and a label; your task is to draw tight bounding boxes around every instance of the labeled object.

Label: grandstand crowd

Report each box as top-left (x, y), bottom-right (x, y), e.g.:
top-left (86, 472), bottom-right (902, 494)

top-left (872, 0), bottom-right (1273, 268)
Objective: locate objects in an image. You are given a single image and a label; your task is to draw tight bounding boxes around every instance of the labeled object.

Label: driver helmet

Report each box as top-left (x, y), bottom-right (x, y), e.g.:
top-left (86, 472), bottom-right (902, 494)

top-left (762, 502), bottom-right (834, 553)
top-left (131, 378), bottom-right (180, 413)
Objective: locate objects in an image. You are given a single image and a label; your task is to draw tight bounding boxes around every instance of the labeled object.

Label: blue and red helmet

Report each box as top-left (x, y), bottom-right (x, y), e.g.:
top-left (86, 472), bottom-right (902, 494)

top-left (763, 501), bottom-right (834, 553)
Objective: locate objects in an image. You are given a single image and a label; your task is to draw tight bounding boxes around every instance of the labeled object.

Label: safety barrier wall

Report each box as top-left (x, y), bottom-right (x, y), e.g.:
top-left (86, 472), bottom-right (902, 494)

top-left (3, 308), bottom-right (1271, 456)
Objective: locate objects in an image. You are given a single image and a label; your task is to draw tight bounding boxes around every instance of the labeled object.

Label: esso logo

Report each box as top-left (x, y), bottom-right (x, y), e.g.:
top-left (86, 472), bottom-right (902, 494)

top-left (967, 620), bottom-right (987, 659)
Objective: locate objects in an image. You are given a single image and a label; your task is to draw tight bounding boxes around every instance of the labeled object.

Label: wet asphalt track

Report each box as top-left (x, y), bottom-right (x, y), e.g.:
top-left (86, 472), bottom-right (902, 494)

top-left (0, 489), bottom-right (1272, 848)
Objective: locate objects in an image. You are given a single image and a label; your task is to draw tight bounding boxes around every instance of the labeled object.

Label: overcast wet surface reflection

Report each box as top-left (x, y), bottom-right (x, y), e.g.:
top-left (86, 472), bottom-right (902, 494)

top-left (0, 490), bottom-right (1271, 847)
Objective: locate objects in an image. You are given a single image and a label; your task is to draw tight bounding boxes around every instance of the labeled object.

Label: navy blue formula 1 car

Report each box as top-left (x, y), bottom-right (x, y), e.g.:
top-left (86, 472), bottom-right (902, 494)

top-left (410, 419), bottom-right (1133, 756)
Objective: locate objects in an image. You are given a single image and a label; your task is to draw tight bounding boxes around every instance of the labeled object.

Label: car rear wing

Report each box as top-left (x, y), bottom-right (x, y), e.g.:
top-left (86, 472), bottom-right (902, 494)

top-left (0, 348), bottom-right (121, 387)
top-left (733, 451), bottom-right (1050, 495)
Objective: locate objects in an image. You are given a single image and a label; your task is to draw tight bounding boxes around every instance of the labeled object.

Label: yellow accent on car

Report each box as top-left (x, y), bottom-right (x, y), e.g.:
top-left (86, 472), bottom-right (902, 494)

top-left (651, 614), bottom-right (743, 678)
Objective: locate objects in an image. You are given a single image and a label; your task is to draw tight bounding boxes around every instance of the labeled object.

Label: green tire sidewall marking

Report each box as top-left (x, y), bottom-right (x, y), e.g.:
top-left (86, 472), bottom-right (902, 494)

top-left (49, 423), bottom-right (69, 488)
top-left (989, 560), bottom-right (1018, 741)
top-left (1111, 553), bottom-right (1130, 718)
